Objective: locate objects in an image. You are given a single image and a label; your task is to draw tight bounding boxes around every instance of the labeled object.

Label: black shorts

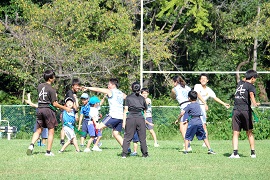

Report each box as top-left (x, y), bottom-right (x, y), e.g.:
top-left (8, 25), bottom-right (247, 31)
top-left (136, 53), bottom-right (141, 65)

top-left (232, 110), bottom-right (253, 131)
top-left (36, 108), bottom-right (58, 129)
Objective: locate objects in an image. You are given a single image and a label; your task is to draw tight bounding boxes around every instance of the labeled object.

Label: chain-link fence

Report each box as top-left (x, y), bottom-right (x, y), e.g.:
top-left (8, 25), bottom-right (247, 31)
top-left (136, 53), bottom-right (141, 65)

top-left (0, 105), bottom-right (269, 139)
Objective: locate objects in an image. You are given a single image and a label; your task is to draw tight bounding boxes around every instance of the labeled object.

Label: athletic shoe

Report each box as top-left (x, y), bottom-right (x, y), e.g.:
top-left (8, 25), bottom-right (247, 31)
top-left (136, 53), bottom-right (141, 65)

top-left (130, 152), bottom-right (138, 156)
top-left (202, 143), bottom-right (206, 147)
top-left (80, 144), bottom-right (84, 147)
top-left (58, 150), bottom-right (64, 153)
top-left (154, 143), bottom-right (160, 147)
top-left (250, 154), bottom-right (256, 158)
top-left (26, 145), bottom-right (34, 156)
top-left (92, 146), bottom-right (102, 152)
top-left (84, 148), bottom-right (91, 152)
top-left (128, 148), bottom-right (131, 154)
top-left (40, 143), bottom-right (46, 147)
top-left (183, 151), bottom-right (188, 154)
top-left (122, 156), bottom-right (127, 159)
top-left (208, 149), bottom-right (216, 155)
top-left (98, 142), bottom-right (102, 148)
top-left (229, 154), bottom-right (240, 158)
top-left (45, 152), bottom-right (55, 156)
top-left (76, 150), bottom-right (82, 153)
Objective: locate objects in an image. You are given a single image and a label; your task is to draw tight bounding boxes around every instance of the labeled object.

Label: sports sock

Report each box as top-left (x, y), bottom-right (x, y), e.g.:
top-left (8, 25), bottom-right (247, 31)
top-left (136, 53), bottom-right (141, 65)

top-left (46, 150), bottom-right (51, 154)
top-left (233, 150), bottom-right (238, 155)
top-left (251, 150), bottom-right (255, 155)
top-left (30, 143), bottom-right (34, 147)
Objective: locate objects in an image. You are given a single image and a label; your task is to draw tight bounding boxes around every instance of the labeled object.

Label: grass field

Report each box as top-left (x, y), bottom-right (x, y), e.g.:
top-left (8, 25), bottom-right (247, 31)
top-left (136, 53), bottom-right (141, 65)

top-left (1, 138), bottom-right (270, 180)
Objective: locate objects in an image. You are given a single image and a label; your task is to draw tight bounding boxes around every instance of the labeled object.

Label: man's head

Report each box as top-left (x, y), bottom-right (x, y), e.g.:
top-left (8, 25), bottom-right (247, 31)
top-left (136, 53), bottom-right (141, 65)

top-left (65, 97), bottom-right (74, 108)
top-left (199, 73), bottom-right (209, 86)
top-left (188, 90), bottom-right (198, 101)
top-left (108, 78), bottom-right (119, 89)
top-left (245, 69), bottom-right (258, 84)
top-left (72, 78), bottom-right (81, 93)
top-left (43, 70), bottom-right (55, 82)
top-left (141, 88), bottom-right (149, 99)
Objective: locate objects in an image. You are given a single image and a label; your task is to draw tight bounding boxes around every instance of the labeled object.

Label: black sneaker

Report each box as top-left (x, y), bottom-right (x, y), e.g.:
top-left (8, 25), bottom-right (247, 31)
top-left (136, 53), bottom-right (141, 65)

top-left (60, 140), bottom-right (65, 146)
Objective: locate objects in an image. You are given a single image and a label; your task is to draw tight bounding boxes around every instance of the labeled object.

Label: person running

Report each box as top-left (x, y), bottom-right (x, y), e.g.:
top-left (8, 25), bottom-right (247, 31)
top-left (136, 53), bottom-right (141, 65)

top-left (83, 78), bottom-right (126, 147)
top-left (141, 88), bottom-right (159, 147)
top-left (194, 73), bottom-right (230, 147)
top-left (59, 97), bottom-right (81, 153)
top-left (179, 90), bottom-right (216, 155)
top-left (122, 82), bottom-right (149, 158)
top-left (171, 76), bottom-right (192, 151)
top-left (26, 70), bottom-right (71, 156)
top-left (229, 69), bottom-right (260, 158)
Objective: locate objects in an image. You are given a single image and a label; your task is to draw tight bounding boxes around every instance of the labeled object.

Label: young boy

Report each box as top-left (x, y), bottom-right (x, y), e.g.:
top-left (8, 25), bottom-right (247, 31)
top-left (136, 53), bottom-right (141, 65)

top-left (178, 90), bottom-right (215, 155)
top-left (26, 70), bottom-right (71, 156)
top-left (141, 88), bottom-right (159, 147)
top-left (60, 78), bottom-right (81, 145)
top-left (230, 69), bottom-right (260, 158)
top-left (59, 97), bottom-right (81, 153)
top-left (78, 93), bottom-right (91, 146)
top-left (84, 96), bottom-right (103, 152)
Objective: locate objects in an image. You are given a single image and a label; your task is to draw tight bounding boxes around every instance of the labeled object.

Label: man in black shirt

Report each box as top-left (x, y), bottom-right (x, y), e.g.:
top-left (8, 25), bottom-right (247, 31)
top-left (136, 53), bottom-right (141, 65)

top-left (230, 69), bottom-right (260, 159)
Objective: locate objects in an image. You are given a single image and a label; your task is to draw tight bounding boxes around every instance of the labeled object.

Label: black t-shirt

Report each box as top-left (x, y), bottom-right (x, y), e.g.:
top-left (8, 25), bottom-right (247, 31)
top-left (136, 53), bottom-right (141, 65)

top-left (38, 83), bottom-right (57, 108)
top-left (233, 80), bottom-right (256, 111)
top-left (65, 89), bottom-right (76, 102)
top-left (125, 93), bottom-right (147, 116)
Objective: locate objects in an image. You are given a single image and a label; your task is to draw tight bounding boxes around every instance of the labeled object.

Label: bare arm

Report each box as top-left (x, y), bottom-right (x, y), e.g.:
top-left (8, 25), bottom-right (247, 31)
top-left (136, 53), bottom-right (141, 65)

top-left (170, 88), bottom-right (176, 99)
top-left (122, 106), bottom-right (128, 129)
top-left (213, 97), bottom-right (230, 109)
top-left (175, 110), bottom-right (185, 125)
top-left (78, 114), bottom-right (84, 130)
top-left (197, 93), bottom-right (208, 111)
top-left (53, 101), bottom-right (71, 112)
top-left (25, 93), bottom-right (38, 108)
top-left (250, 92), bottom-right (260, 107)
top-left (83, 86), bottom-right (112, 97)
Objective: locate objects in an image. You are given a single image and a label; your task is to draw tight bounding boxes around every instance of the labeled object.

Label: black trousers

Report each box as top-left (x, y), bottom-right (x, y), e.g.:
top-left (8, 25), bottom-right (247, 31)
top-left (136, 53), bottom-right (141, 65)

top-left (122, 115), bottom-right (148, 157)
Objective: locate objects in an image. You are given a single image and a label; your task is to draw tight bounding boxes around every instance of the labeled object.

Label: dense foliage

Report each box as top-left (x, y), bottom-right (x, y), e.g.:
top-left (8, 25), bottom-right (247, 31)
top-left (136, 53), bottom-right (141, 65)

top-left (0, 0), bottom-right (269, 104)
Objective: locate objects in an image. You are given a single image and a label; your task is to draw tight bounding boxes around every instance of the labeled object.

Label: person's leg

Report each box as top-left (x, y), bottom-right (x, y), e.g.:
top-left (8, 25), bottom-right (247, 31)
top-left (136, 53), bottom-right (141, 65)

top-left (149, 129), bottom-right (158, 144)
top-left (59, 141), bottom-right (71, 152)
top-left (60, 127), bottom-right (65, 145)
top-left (122, 118), bottom-right (136, 157)
top-left (47, 128), bottom-right (55, 152)
top-left (113, 130), bottom-right (123, 146)
top-left (247, 130), bottom-right (255, 156)
top-left (72, 137), bottom-right (81, 152)
top-left (137, 118), bottom-right (148, 157)
top-left (30, 128), bottom-right (42, 144)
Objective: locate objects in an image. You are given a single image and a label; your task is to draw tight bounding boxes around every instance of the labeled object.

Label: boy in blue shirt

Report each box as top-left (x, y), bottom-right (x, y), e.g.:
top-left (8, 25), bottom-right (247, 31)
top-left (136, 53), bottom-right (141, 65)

top-left (59, 97), bottom-right (81, 153)
top-left (178, 90), bottom-right (215, 155)
top-left (78, 93), bottom-right (90, 146)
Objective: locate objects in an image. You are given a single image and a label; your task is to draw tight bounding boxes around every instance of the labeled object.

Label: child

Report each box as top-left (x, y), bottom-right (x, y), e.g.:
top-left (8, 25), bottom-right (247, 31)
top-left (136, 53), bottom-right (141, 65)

top-left (26, 70), bottom-right (71, 156)
top-left (141, 88), bottom-right (159, 147)
top-left (59, 97), bottom-right (81, 153)
top-left (84, 96), bottom-right (103, 152)
top-left (230, 69), bottom-right (260, 158)
top-left (78, 93), bottom-right (91, 146)
top-left (178, 90), bottom-right (215, 155)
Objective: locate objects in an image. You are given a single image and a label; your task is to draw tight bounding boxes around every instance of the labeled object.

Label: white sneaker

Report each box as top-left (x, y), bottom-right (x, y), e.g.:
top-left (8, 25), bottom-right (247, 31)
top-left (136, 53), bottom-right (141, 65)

top-left (45, 152), bottom-right (55, 156)
top-left (229, 154), bottom-right (240, 158)
top-left (250, 154), bottom-right (256, 158)
top-left (84, 148), bottom-right (91, 152)
top-left (202, 143), bottom-right (206, 147)
top-left (181, 147), bottom-right (192, 152)
top-left (92, 146), bottom-right (102, 152)
top-left (26, 145), bottom-right (34, 155)
top-left (154, 143), bottom-right (160, 147)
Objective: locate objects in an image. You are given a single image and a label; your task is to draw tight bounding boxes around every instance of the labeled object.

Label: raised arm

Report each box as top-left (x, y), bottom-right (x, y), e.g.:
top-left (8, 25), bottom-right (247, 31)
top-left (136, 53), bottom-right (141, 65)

top-left (213, 97), bottom-right (230, 109)
top-left (83, 87), bottom-right (112, 97)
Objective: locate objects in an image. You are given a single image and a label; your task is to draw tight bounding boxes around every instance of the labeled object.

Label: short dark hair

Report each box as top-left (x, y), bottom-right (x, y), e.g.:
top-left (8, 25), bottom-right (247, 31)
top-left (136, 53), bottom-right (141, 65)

top-left (200, 73), bottom-right (209, 80)
top-left (109, 78), bottom-right (119, 88)
top-left (72, 78), bottom-right (81, 86)
top-left (43, 70), bottom-right (55, 81)
top-left (188, 90), bottom-right (197, 101)
top-left (245, 69), bottom-right (258, 80)
top-left (141, 88), bottom-right (149, 93)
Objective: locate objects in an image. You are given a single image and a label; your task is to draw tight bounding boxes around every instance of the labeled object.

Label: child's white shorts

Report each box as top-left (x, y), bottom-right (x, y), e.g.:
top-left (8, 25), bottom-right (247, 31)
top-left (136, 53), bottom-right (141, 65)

top-left (63, 126), bottom-right (76, 141)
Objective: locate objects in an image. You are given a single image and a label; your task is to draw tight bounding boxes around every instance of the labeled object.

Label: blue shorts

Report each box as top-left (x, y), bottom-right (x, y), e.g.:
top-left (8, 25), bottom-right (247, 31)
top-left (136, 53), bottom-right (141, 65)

top-left (133, 132), bottom-right (139, 143)
top-left (33, 123), bottom-right (48, 139)
top-left (145, 117), bottom-right (153, 130)
top-left (81, 118), bottom-right (90, 137)
top-left (185, 124), bottom-right (206, 141)
top-left (87, 121), bottom-right (102, 137)
top-left (102, 115), bottom-right (123, 132)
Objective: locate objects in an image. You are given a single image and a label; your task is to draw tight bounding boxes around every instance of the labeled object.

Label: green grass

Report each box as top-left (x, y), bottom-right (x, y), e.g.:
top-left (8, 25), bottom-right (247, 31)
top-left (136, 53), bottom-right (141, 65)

top-left (1, 138), bottom-right (270, 180)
